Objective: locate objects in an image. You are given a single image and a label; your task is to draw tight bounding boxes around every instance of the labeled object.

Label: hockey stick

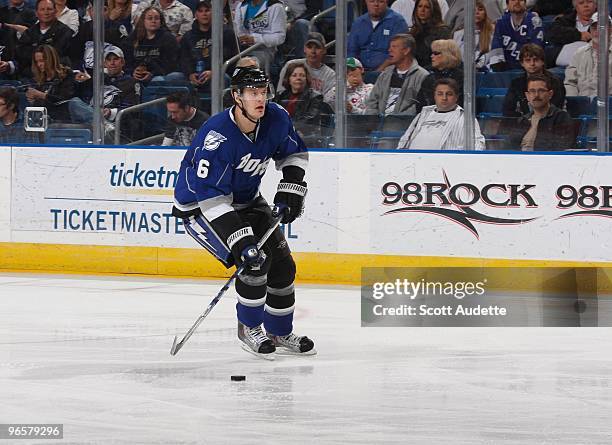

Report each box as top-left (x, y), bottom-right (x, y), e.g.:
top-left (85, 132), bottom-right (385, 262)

top-left (170, 211), bottom-right (284, 356)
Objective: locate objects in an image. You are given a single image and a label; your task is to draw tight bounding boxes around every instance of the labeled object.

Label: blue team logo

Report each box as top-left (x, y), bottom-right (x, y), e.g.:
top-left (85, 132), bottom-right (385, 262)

top-left (203, 130), bottom-right (227, 151)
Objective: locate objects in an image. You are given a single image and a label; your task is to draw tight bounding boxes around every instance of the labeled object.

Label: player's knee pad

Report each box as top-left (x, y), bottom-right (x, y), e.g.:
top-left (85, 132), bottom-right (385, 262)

top-left (236, 271), bottom-right (268, 303)
top-left (266, 254), bottom-right (296, 310)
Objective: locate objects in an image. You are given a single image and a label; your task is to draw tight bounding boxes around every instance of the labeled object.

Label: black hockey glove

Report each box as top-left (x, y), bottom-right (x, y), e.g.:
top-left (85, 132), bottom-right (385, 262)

top-left (273, 179), bottom-right (307, 224)
top-left (211, 211), bottom-right (266, 271)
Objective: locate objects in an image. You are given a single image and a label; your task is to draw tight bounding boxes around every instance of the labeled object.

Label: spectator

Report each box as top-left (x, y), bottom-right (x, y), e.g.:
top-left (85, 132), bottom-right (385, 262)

top-left (324, 57), bottom-right (374, 114)
top-left (180, 0), bottom-right (238, 93)
top-left (162, 91), bottom-right (210, 146)
top-left (564, 12), bottom-right (612, 96)
top-left (504, 74), bottom-right (576, 151)
top-left (547, 0), bottom-right (596, 67)
top-left (133, 0), bottom-right (193, 40)
top-left (416, 39), bottom-right (463, 111)
top-left (107, 0), bottom-right (136, 36)
top-left (0, 87), bottom-right (21, 137)
top-left (347, 0), bottom-right (408, 72)
top-left (55, 0), bottom-right (78, 35)
top-left (0, 0), bottom-right (37, 33)
top-left (366, 33), bottom-right (429, 115)
top-left (490, 0), bottom-right (544, 71)
top-left (69, 46), bottom-right (140, 133)
top-left (0, 25), bottom-right (18, 80)
top-left (25, 44), bottom-right (76, 123)
top-left (126, 6), bottom-right (182, 83)
top-left (390, 0), bottom-right (448, 29)
top-left (276, 32), bottom-right (335, 97)
top-left (233, 0), bottom-right (287, 74)
top-left (281, 0), bottom-right (323, 58)
top-left (274, 61), bottom-right (333, 141)
top-left (17, 0), bottom-right (73, 78)
top-left (397, 78), bottom-right (485, 150)
top-left (410, 0), bottom-right (451, 68)
top-left (503, 43), bottom-right (565, 117)
top-left (453, 0), bottom-right (495, 72)
top-left (445, 0), bottom-right (503, 33)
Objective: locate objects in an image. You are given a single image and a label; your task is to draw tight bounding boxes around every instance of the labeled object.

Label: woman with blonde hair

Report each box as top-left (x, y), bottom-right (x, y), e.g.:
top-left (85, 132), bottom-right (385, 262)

top-left (410, 0), bottom-right (451, 67)
top-left (416, 39), bottom-right (463, 111)
top-left (452, 0), bottom-right (495, 72)
top-left (25, 44), bottom-right (76, 122)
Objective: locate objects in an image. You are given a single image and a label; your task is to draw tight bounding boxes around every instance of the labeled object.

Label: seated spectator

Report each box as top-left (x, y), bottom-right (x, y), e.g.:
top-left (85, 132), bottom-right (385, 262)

top-left (505, 74), bottom-right (576, 151)
top-left (503, 44), bottom-right (565, 117)
top-left (324, 57), bottom-right (374, 114)
top-left (274, 62), bottom-right (333, 141)
top-left (276, 32), bottom-right (335, 97)
top-left (25, 44), bottom-right (76, 123)
top-left (162, 91), bottom-right (210, 146)
top-left (107, 0), bottom-right (136, 36)
top-left (397, 78), bottom-right (485, 150)
top-left (366, 33), bottom-right (429, 115)
top-left (564, 12), bottom-right (612, 96)
top-left (347, 0), bottom-right (408, 72)
top-left (133, 0), bottom-right (193, 41)
top-left (490, 0), bottom-right (544, 71)
top-left (390, 0), bottom-right (448, 29)
top-left (546, 0), bottom-right (596, 67)
top-left (125, 6), bottom-right (182, 83)
top-left (0, 86), bottom-right (27, 143)
top-left (416, 39), bottom-right (463, 111)
top-left (453, 0), bottom-right (495, 72)
top-left (281, 0), bottom-right (323, 58)
top-left (55, 0), bottom-right (78, 35)
top-left (180, 0), bottom-right (238, 93)
top-left (0, 25), bottom-right (18, 80)
top-left (0, 0), bottom-right (37, 33)
top-left (17, 0), bottom-right (73, 78)
top-left (445, 0), bottom-right (503, 33)
top-left (410, 0), bottom-right (451, 68)
top-left (69, 46), bottom-right (140, 135)
top-left (233, 0), bottom-right (287, 74)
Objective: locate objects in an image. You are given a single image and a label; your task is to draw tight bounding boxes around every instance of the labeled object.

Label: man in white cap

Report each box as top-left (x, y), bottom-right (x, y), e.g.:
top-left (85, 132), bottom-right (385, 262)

top-left (276, 32), bottom-right (335, 97)
top-left (323, 57), bottom-right (374, 114)
top-left (565, 11), bottom-right (612, 96)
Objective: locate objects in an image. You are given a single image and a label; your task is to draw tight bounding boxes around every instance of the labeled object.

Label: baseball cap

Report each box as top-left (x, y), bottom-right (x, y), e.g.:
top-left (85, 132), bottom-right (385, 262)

top-left (590, 12), bottom-right (612, 25)
top-left (346, 57), bottom-right (363, 69)
top-left (104, 45), bottom-right (124, 59)
top-left (305, 32), bottom-right (326, 48)
top-left (195, 0), bottom-right (211, 9)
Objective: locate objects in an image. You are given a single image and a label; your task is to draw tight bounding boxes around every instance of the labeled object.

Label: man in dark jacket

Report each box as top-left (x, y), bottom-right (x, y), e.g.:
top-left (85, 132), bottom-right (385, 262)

top-left (505, 74), bottom-right (576, 151)
top-left (545, 0), bottom-right (596, 66)
top-left (179, 0), bottom-right (237, 92)
top-left (17, 0), bottom-right (73, 78)
top-left (0, 0), bottom-right (37, 31)
top-left (0, 25), bottom-right (19, 80)
top-left (502, 44), bottom-right (565, 117)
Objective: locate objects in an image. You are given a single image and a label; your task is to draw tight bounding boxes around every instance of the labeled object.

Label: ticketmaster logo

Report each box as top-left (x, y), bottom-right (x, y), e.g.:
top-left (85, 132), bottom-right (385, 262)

top-left (109, 162), bottom-right (178, 188)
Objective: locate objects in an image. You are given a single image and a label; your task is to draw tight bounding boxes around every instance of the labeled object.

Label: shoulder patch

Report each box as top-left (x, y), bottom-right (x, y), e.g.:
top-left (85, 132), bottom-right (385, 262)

top-left (531, 15), bottom-right (542, 28)
top-left (203, 130), bottom-right (227, 151)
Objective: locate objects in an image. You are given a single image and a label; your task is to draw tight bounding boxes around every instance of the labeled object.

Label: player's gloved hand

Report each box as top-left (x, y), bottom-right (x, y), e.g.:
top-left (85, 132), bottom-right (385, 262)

top-left (238, 244), bottom-right (266, 271)
top-left (273, 179), bottom-right (307, 224)
top-left (228, 228), bottom-right (266, 271)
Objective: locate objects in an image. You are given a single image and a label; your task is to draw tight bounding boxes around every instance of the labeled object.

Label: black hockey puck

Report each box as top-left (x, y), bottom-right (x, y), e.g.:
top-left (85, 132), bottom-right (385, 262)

top-left (231, 375), bottom-right (246, 381)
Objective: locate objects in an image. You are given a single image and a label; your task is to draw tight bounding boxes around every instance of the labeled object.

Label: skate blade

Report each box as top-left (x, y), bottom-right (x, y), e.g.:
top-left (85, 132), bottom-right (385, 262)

top-left (275, 347), bottom-right (317, 356)
top-left (240, 343), bottom-right (276, 361)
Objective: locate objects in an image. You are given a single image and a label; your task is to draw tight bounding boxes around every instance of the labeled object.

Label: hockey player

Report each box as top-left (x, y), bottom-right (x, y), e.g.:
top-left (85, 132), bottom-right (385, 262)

top-left (172, 67), bottom-right (316, 359)
top-left (489, 0), bottom-right (544, 71)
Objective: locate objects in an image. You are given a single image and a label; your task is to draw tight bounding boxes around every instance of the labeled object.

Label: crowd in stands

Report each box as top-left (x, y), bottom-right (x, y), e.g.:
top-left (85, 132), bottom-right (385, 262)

top-left (0, 0), bottom-right (611, 151)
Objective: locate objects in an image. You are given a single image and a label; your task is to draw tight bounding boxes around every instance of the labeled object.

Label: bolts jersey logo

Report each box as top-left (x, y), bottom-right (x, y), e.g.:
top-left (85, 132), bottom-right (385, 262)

top-left (203, 130), bottom-right (227, 151)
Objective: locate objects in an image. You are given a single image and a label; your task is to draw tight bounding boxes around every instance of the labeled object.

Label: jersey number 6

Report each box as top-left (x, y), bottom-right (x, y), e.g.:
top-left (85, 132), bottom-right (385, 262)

top-left (197, 159), bottom-right (210, 179)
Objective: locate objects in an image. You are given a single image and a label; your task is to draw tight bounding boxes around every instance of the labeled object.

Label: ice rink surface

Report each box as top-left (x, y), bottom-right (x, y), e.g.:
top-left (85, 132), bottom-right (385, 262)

top-left (1, 272), bottom-right (612, 445)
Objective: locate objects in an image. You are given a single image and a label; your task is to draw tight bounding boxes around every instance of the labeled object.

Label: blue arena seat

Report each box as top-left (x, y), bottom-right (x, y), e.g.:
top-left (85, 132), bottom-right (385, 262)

top-left (566, 96), bottom-right (592, 117)
top-left (476, 87), bottom-right (508, 96)
top-left (344, 113), bottom-right (383, 148)
top-left (478, 71), bottom-right (521, 89)
top-left (476, 94), bottom-right (505, 116)
top-left (370, 114), bottom-right (414, 149)
top-left (587, 96), bottom-right (612, 115)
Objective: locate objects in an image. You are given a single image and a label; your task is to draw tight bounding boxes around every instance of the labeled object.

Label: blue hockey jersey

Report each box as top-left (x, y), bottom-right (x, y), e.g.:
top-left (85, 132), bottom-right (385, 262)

top-left (490, 12), bottom-right (544, 70)
top-left (173, 102), bottom-right (308, 221)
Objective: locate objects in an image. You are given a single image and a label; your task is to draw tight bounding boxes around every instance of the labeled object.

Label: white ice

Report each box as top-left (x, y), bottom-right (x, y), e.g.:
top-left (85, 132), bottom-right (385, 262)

top-left (1, 272), bottom-right (612, 445)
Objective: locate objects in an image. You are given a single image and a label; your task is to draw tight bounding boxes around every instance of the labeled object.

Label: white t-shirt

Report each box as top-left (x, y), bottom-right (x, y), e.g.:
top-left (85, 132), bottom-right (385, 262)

top-left (408, 109), bottom-right (457, 149)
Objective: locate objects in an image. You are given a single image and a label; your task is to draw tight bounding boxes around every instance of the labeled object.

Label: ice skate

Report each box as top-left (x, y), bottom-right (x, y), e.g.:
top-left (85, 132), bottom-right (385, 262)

top-left (267, 332), bottom-right (317, 356)
top-left (238, 322), bottom-right (276, 360)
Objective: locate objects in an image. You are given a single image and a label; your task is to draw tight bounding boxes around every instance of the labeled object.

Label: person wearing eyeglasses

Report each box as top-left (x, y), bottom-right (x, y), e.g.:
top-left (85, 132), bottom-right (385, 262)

top-left (505, 74), bottom-right (576, 151)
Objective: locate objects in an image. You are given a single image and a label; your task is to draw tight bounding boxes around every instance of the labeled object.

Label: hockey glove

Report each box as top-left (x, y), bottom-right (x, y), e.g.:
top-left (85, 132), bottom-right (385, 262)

top-left (273, 179), bottom-right (307, 224)
top-left (227, 227), bottom-right (266, 271)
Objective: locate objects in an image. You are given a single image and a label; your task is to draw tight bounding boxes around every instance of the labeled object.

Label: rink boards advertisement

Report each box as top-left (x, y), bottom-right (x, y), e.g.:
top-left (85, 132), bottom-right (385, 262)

top-left (1, 146), bottom-right (612, 266)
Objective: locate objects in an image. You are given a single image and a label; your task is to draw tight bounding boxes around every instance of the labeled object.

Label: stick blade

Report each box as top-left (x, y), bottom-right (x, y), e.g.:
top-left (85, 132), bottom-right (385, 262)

top-left (170, 335), bottom-right (182, 356)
